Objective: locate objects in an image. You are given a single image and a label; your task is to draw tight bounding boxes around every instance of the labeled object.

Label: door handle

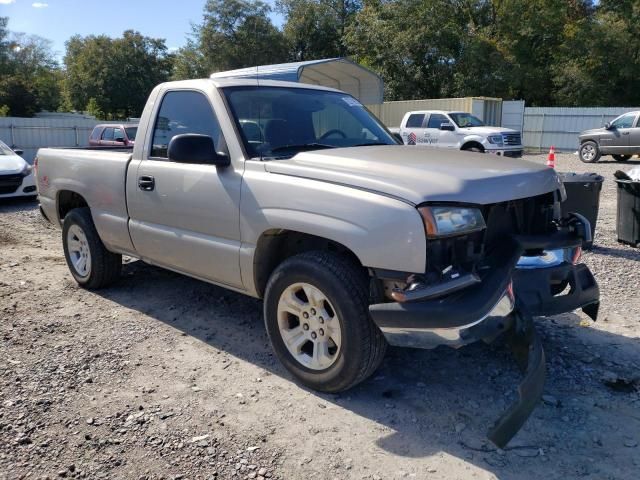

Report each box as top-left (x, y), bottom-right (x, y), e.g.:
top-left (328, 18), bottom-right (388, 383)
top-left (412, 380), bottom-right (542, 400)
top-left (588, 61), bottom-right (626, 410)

top-left (138, 175), bottom-right (155, 191)
top-left (623, 131), bottom-right (630, 135)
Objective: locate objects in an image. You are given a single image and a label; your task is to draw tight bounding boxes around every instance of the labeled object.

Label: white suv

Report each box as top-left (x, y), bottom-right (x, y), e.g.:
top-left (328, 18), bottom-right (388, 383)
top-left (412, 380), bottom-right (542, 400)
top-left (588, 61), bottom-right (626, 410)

top-left (395, 110), bottom-right (524, 158)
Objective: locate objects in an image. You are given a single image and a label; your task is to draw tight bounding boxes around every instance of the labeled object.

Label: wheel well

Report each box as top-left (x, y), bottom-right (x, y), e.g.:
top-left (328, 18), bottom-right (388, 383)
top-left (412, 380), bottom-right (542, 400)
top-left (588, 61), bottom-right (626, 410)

top-left (57, 190), bottom-right (88, 221)
top-left (253, 230), bottom-right (362, 298)
top-left (461, 141), bottom-right (485, 152)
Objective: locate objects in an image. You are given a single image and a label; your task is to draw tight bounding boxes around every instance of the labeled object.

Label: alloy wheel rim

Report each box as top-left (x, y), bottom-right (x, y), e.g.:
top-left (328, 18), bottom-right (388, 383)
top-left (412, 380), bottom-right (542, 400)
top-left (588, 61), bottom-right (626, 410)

top-left (582, 145), bottom-right (595, 161)
top-left (67, 225), bottom-right (91, 277)
top-left (276, 282), bottom-right (342, 371)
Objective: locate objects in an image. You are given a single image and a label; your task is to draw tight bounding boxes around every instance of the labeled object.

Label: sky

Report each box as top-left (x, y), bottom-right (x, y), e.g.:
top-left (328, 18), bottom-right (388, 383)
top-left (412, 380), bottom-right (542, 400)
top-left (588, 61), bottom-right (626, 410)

top-left (0, 0), bottom-right (283, 59)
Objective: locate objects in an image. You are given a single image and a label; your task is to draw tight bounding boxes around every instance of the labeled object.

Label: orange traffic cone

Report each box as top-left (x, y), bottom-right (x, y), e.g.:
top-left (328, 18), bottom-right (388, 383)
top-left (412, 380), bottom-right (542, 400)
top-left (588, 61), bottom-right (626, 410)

top-left (546, 146), bottom-right (556, 168)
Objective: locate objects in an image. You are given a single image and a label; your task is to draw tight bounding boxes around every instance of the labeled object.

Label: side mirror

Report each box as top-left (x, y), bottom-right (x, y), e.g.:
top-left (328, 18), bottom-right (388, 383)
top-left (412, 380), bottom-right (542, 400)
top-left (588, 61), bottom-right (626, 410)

top-left (392, 132), bottom-right (404, 144)
top-left (439, 122), bottom-right (455, 131)
top-left (168, 134), bottom-right (230, 166)
top-left (605, 122), bottom-right (612, 129)
top-left (13, 148), bottom-right (24, 156)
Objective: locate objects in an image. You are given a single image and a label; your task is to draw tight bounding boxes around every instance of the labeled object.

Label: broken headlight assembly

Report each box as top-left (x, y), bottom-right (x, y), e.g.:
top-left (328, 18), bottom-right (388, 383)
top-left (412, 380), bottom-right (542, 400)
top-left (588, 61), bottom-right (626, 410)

top-left (418, 205), bottom-right (486, 238)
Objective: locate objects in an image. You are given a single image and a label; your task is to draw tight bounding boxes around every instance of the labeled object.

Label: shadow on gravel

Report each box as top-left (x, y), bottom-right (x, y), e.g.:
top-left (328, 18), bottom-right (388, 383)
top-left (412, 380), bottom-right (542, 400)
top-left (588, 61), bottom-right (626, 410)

top-left (0, 196), bottom-right (39, 213)
top-left (597, 159), bottom-right (640, 165)
top-left (94, 259), bottom-right (640, 479)
top-left (590, 244), bottom-right (640, 262)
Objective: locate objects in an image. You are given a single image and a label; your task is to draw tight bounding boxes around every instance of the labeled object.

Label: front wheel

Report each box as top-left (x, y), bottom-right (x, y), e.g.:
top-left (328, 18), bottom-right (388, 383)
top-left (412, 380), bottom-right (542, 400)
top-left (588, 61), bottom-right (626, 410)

top-left (579, 141), bottom-right (601, 163)
top-left (264, 251), bottom-right (387, 393)
top-left (612, 154), bottom-right (631, 162)
top-left (62, 207), bottom-right (122, 289)
top-left (462, 145), bottom-right (484, 153)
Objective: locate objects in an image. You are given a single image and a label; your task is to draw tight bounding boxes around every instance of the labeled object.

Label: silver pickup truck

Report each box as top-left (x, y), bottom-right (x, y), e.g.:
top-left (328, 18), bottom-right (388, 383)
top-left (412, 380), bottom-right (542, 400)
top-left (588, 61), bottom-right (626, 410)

top-left (36, 78), bottom-right (599, 447)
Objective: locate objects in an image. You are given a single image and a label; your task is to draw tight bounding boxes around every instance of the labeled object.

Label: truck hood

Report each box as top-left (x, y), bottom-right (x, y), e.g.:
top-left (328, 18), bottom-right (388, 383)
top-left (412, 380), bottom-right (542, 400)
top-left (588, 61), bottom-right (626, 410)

top-left (264, 146), bottom-right (561, 205)
top-left (579, 128), bottom-right (605, 137)
top-left (457, 126), bottom-right (519, 136)
top-left (0, 154), bottom-right (28, 175)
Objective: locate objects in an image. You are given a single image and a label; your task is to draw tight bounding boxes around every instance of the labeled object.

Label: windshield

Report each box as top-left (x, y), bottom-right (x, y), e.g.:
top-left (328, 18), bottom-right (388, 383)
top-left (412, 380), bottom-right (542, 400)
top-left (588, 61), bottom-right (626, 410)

top-left (223, 86), bottom-right (396, 159)
top-left (0, 140), bottom-right (15, 156)
top-left (125, 127), bottom-right (138, 140)
top-left (449, 113), bottom-right (485, 128)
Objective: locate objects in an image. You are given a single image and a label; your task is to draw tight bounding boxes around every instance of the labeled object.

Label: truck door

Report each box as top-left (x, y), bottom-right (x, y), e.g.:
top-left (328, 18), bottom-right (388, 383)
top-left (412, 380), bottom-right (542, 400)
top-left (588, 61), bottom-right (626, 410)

top-left (601, 113), bottom-right (634, 154)
top-left (100, 127), bottom-right (116, 146)
top-left (402, 113), bottom-right (426, 145)
top-left (628, 114), bottom-right (640, 152)
top-left (127, 89), bottom-right (243, 288)
top-left (424, 113), bottom-right (456, 148)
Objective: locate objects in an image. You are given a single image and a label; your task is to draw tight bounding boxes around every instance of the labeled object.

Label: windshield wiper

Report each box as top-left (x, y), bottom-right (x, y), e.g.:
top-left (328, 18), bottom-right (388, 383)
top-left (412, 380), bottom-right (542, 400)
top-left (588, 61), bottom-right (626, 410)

top-left (270, 143), bottom-right (336, 153)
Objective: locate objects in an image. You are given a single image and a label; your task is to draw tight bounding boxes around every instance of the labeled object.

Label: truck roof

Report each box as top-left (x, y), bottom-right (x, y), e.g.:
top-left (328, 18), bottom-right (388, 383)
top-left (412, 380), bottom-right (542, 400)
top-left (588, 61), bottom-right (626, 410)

top-left (405, 110), bottom-right (466, 115)
top-left (156, 78), bottom-right (345, 94)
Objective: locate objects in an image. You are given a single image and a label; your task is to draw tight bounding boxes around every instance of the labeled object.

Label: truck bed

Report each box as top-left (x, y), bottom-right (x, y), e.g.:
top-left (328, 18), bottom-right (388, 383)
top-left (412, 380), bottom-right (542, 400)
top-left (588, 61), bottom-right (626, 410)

top-left (37, 147), bottom-right (135, 254)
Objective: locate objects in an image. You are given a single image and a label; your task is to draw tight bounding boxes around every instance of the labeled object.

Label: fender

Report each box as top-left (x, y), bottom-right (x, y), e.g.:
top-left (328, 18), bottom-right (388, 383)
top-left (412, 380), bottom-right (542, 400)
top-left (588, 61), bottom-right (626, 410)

top-left (238, 161), bottom-right (427, 295)
top-left (460, 134), bottom-right (487, 149)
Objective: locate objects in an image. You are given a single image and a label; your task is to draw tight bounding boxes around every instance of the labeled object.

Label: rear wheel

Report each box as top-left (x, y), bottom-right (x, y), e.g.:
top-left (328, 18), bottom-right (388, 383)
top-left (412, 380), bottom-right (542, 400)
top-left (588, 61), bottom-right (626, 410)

top-left (579, 141), bottom-right (601, 163)
top-left (264, 251), bottom-right (387, 392)
top-left (62, 208), bottom-right (122, 289)
top-left (612, 154), bottom-right (631, 162)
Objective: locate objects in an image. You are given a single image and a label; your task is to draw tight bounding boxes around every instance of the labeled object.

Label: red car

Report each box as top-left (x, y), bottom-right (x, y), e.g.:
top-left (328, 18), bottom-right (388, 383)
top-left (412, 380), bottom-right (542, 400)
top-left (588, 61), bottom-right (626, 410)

top-left (89, 124), bottom-right (138, 147)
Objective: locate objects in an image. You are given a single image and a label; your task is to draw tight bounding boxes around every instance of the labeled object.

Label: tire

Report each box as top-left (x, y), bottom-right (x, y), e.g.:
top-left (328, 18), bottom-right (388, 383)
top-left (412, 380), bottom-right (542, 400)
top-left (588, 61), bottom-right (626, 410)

top-left (612, 154), bottom-right (631, 162)
top-left (579, 141), bottom-right (601, 163)
top-left (62, 207), bottom-right (122, 289)
top-left (462, 145), bottom-right (484, 153)
top-left (264, 251), bottom-right (387, 393)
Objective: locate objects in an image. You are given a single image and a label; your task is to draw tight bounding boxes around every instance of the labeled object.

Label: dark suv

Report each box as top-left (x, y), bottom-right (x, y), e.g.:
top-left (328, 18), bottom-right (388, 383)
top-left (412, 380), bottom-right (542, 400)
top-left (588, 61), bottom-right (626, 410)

top-left (578, 111), bottom-right (640, 163)
top-left (89, 124), bottom-right (138, 147)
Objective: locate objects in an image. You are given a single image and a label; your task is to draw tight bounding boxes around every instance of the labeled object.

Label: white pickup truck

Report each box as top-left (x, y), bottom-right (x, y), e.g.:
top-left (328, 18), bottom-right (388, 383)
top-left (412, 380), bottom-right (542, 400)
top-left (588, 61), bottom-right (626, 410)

top-left (394, 110), bottom-right (524, 158)
top-left (35, 78), bottom-right (599, 447)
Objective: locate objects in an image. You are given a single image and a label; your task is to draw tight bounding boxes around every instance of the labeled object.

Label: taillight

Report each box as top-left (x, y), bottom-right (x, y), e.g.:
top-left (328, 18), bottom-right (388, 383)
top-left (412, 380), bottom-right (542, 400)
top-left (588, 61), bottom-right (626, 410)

top-left (33, 156), bottom-right (38, 173)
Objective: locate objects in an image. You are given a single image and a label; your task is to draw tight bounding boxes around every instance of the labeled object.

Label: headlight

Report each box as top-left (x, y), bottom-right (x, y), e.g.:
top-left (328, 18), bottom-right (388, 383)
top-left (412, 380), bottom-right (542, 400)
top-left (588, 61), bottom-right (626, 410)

top-left (418, 205), bottom-right (486, 238)
top-left (487, 135), bottom-right (503, 146)
top-left (21, 164), bottom-right (33, 176)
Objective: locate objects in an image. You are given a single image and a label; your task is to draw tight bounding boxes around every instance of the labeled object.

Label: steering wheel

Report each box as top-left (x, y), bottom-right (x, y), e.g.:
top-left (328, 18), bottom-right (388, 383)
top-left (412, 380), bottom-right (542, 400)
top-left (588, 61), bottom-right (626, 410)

top-left (319, 129), bottom-right (347, 140)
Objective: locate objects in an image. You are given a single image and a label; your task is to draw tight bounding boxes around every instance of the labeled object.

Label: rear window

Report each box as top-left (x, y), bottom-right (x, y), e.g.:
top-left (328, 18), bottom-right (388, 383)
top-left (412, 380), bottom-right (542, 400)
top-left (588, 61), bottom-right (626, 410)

top-left (406, 114), bottom-right (425, 128)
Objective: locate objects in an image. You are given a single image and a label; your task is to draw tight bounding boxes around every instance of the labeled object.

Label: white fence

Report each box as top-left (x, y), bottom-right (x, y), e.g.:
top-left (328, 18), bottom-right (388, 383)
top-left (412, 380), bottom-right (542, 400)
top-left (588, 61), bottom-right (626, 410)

top-left (502, 100), bottom-right (525, 134)
top-left (0, 116), bottom-right (119, 164)
top-left (522, 107), bottom-right (640, 152)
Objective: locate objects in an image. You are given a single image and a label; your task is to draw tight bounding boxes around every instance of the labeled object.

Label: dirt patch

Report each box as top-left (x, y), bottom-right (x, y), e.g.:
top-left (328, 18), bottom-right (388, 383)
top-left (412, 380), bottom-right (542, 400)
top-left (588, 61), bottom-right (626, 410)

top-left (0, 231), bottom-right (16, 246)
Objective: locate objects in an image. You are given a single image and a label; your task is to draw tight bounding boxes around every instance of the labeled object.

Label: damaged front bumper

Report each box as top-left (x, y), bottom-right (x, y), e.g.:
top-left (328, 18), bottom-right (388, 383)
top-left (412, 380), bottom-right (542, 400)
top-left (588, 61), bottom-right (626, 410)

top-left (368, 224), bottom-right (599, 448)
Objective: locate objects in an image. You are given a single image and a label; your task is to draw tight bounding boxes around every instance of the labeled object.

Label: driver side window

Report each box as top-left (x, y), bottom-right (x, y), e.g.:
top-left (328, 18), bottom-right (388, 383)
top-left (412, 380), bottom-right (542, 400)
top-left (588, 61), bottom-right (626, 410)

top-left (427, 114), bottom-right (448, 129)
top-left (611, 114), bottom-right (636, 129)
top-left (150, 90), bottom-right (222, 159)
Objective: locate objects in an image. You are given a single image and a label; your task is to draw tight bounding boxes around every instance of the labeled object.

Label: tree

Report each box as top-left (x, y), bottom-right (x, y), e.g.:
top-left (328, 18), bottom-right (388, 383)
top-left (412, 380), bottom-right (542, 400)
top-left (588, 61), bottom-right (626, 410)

top-left (278, 0), bottom-right (361, 60)
top-left (63, 30), bottom-right (173, 118)
top-left (0, 17), bottom-right (62, 116)
top-left (346, 0), bottom-right (464, 100)
top-left (174, 0), bottom-right (288, 77)
top-left (553, 1), bottom-right (640, 106)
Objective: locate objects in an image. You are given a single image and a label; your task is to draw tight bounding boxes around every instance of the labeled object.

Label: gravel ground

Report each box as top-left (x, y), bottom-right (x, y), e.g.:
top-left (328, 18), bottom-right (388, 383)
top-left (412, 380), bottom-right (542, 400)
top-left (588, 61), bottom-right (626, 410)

top-left (1, 152), bottom-right (639, 480)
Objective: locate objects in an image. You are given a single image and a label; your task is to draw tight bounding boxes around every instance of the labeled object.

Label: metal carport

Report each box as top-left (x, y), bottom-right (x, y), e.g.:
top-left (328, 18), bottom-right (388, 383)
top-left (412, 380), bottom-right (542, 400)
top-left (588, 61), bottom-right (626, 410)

top-left (210, 58), bottom-right (384, 104)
